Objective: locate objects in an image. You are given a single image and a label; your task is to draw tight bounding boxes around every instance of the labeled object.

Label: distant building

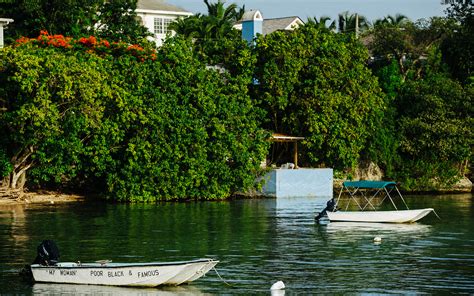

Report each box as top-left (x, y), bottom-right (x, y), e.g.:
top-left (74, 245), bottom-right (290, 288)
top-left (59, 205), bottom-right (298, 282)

top-left (136, 0), bottom-right (192, 46)
top-left (233, 10), bottom-right (304, 43)
top-left (0, 18), bottom-right (14, 48)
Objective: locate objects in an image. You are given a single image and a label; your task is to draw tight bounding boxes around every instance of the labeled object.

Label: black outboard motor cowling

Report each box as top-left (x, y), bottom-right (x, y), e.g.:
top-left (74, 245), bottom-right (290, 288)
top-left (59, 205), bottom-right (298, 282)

top-left (315, 198), bottom-right (338, 223)
top-left (33, 240), bottom-right (60, 266)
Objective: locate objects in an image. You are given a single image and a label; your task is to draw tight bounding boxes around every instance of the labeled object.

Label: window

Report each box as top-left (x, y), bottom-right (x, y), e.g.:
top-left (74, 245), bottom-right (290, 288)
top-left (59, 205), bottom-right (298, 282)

top-left (154, 17), bottom-right (163, 34)
top-left (154, 17), bottom-right (173, 35)
top-left (163, 18), bottom-right (173, 34)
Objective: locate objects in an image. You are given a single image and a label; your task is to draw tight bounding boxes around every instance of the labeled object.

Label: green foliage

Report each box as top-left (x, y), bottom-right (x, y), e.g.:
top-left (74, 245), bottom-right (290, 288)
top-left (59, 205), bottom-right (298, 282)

top-left (0, 34), bottom-right (268, 201)
top-left (169, 0), bottom-right (244, 64)
top-left (0, 149), bottom-right (13, 178)
top-left (14, 31), bottom-right (157, 62)
top-left (338, 11), bottom-right (370, 34)
top-left (373, 14), bottom-right (409, 28)
top-left (95, 0), bottom-right (152, 44)
top-left (364, 59), bottom-right (403, 175)
top-left (441, 3), bottom-right (474, 84)
top-left (107, 37), bottom-right (268, 201)
top-left (170, 0), bottom-right (243, 41)
top-left (374, 59), bottom-right (404, 99)
top-left (368, 16), bottom-right (473, 190)
top-left (0, 0), bottom-right (101, 38)
top-left (369, 17), bottom-right (458, 80)
top-left (0, 44), bottom-right (124, 189)
top-left (306, 16), bottom-right (336, 31)
top-left (392, 74), bottom-right (472, 190)
top-left (253, 25), bottom-right (385, 169)
top-left (1, 9), bottom-right (471, 197)
top-left (0, 0), bottom-right (150, 44)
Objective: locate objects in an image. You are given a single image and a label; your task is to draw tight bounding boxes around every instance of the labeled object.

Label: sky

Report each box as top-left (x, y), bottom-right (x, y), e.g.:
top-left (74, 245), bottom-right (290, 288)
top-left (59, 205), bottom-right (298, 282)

top-left (168, 0), bottom-right (447, 23)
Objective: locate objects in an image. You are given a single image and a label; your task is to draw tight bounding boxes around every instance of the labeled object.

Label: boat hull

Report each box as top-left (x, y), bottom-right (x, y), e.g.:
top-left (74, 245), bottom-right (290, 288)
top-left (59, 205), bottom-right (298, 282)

top-left (326, 208), bottom-right (434, 223)
top-left (31, 259), bottom-right (218, 287)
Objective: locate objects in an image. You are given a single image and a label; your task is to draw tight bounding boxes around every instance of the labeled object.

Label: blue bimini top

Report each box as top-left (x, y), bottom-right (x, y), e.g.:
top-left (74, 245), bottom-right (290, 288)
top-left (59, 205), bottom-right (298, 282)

top-left (342, 181), bottom-right (397, 189)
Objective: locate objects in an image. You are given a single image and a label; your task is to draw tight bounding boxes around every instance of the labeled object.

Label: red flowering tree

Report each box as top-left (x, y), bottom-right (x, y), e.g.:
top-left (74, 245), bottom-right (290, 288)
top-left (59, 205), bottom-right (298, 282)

top-left (0, 0), bottom-right (150, 45)
top-left (15, 31), bottom-right (157, 62)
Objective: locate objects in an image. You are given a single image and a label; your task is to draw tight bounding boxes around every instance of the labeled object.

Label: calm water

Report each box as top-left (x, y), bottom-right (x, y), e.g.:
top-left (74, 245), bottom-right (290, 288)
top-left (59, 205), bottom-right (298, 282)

top-left (0, 194), bottom-right (473, 295)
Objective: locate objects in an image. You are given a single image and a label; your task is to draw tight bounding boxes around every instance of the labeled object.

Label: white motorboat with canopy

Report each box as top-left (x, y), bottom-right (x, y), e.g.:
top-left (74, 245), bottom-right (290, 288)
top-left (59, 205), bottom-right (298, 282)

top-left (317, 181), bottom-right (435, 223)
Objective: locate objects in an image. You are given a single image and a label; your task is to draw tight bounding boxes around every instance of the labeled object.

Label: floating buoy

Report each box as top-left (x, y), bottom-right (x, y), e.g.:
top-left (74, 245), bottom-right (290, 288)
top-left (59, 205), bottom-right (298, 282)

top-left (271, 280), bottom-right (285, 290)
top-left (373, 236), bottom-right (382, 243)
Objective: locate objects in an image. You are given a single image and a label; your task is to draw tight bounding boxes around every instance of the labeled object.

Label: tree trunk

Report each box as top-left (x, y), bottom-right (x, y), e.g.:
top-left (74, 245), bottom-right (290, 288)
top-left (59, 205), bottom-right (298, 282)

top-left (0, 146), bottom-right (35, 199)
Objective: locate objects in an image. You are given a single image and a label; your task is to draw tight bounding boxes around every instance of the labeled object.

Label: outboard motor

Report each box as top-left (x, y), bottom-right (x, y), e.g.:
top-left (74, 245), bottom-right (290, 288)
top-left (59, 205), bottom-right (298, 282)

top-left (315, 198), bottom-right (337, 223)
top-left (20, 240), bottom-right (60, 280)
top-left (33, 240), bottom-right (60, 266)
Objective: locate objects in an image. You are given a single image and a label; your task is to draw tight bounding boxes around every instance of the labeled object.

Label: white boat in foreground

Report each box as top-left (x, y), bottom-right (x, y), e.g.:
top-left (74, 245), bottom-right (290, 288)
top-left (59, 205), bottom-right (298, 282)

top-left (327, 208), bottom-right (434, 223)
top-left (30, 258), bottom-right (218, 287)
top-left (316, 180), bottom-right (436, 224)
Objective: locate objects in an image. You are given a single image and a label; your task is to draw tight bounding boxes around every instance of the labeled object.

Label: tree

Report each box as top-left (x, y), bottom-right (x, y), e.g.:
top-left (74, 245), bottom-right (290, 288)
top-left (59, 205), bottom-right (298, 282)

top-left (443, 0), bottom-right (474, 23)
top-left (373, 14), bottom-right (409, 28)
top-left (441, 0), bottom-right (474, 83)
top-left (369, 17), bottom-right (456, 80)
top-left (364, 59), bottom-right (402, 176)
top-left (103, 36), bottom-right (269, 201)
top-left (306, 16), bottom-right (336, 31)
top-left (253, 25), bottom-right (385, 169)
top-left (338, 11), bottom-right (370, 34)
top-left (0, 33), bottom-right (268, 201)
top-left (204, 0), bottom-right (245, 25)
top-left (94, 0), bottom-right (151, 44)
top-left (170, 0), bottom-right (244, 41)
top-left (0, 43), bottom-right (123, 195)
top-left (169, 0), bottom-right (249, 74)
top-left (0, 0), bottom-right (150, 44)
top-left (393, 73), bottom-right (472, 190)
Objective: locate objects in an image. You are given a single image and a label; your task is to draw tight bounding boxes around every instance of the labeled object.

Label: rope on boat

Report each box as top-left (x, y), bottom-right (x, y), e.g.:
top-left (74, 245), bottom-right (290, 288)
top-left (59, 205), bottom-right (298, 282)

top-left (433, 209), bottom-right (442, 220)
top-left (212, 266), bottom-right (234, 287)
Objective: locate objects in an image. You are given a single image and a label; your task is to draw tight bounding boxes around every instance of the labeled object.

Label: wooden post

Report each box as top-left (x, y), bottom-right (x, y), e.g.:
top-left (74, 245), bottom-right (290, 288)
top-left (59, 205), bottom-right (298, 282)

top-left (294, 141), bottom-right (298, 168)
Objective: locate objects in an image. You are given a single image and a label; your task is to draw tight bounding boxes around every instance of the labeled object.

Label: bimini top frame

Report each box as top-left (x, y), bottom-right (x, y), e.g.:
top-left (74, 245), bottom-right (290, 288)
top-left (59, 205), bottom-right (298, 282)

top-left (335, 180), bottom-right (409, 211)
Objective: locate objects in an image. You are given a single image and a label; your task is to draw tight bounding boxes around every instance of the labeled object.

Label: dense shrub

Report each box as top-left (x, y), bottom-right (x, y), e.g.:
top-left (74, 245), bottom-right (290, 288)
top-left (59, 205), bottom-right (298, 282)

top-left (0, 34), bottom-right (268, 201)
top-left (253, 24), bottom-right (385, 169)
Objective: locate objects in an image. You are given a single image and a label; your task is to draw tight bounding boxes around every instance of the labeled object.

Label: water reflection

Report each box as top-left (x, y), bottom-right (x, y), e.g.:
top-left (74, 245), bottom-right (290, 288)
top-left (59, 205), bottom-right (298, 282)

top-left (1, 194), bottom-right (473, 294)
top-left (324, 222), bottom-right (432, 235)
top-left (318, 222), bottom-right (433, 246)
top-left (0, 204), bottom-right (29, 245)
top-left (32, 283), bottom-right (211, 295)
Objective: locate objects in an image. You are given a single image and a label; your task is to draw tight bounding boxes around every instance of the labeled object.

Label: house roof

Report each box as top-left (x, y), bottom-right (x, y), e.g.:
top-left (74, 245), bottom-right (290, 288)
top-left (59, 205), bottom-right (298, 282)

top-left (234, 15), bottom-right (304, 35)
top-left (240, 10), bottom-right (263, 22)
top-left (263, 17), bottom-right (304, 35)
top-left (137, 0), bottom-right (190, 13)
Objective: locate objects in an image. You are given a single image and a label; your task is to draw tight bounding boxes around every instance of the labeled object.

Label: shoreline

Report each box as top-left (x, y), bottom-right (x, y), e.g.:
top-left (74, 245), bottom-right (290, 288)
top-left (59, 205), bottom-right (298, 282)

top-left (0, 191), bottom-right (86, 206)
top-left (0, 187), bottom-right (471, 206)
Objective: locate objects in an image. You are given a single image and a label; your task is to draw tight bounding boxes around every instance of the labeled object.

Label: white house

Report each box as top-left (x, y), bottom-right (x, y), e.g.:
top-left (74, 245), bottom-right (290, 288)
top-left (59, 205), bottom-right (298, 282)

top-left (136, 0), bottom-right (192, 46)
top-left (0, 18), bottom-right (14, 48)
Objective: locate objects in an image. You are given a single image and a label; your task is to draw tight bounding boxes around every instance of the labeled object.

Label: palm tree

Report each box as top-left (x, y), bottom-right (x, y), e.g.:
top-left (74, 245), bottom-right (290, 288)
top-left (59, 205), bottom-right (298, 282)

top-left (307, 16), bottom-right (336, 31)
top-left (169, 14), bottom-right (203, 39)
top-left (338, 11), bottom-right (370, 34)
top-left (373, 14), bottom-right (409, 28)
top-left (170, 0), bottom-right (245, 40)
top-left (204, 0), bottom-right (245, 23)
top-left (386, 14), bottom-right (409, 26)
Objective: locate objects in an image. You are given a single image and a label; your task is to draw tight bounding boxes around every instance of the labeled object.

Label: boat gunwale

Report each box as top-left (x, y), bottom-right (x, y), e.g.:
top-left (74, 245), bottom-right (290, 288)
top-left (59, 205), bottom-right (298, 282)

top-left (30, 258), bottom-right (218, 269)
top-left (327, 208), bottom-right (434, 223)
